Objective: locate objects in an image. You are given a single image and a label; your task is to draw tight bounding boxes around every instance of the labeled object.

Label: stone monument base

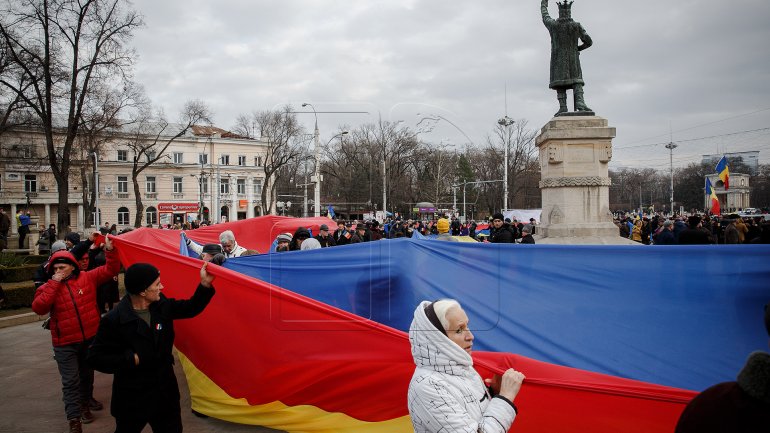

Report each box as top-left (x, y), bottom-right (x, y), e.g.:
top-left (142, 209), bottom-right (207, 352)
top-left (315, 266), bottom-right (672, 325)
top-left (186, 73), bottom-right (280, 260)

top-left (535, 115), bottom-right (639, 245)
top-left (535, 234), bottom-right (638, 245)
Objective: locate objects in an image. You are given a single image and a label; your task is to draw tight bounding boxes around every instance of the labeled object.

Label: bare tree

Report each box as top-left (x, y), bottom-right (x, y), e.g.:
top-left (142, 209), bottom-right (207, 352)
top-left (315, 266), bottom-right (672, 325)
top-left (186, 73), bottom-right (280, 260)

top-left (126, 100), bottom-right (212, 227)
top-left (0, 0), bottom-right (143, 233)
top-left (472, 118), bottom-right (537, 213)
top-left (0, 38), bottom-right (35, 136)
top-left (74, 80), bottom-right (146, 228)
top-left (246, 106), bottom-right (304, 214)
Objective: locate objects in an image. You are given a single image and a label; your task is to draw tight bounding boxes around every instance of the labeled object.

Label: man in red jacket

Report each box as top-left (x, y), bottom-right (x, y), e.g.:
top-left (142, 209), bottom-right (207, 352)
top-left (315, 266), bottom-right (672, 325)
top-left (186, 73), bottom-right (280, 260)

top-left (32, 235), bottom-right (120, 433)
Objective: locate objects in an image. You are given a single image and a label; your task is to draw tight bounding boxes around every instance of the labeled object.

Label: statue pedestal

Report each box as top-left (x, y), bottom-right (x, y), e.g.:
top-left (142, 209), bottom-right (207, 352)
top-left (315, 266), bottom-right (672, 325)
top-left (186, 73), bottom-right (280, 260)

top-left (535, 116), bottom-right (636, 245)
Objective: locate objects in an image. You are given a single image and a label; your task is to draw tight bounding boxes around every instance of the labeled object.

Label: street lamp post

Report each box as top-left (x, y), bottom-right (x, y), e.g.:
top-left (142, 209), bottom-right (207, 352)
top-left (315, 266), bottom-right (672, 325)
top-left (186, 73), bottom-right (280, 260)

top-left (91, 152), bottom-right (99, 229)
top-left (302, 103), bottom-right (322, 217)
top-left (497, 116), bottom-right (514, 211)
top-left (665, 141), bottom-right (677, 216)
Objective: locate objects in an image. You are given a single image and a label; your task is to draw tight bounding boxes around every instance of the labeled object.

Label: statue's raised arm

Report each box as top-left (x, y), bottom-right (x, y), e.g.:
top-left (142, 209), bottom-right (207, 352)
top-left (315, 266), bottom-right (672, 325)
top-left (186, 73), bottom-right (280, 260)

top-left (541, 0), bottom-right (554, 24)
top-left (541, 0), bottom-right (594, 116)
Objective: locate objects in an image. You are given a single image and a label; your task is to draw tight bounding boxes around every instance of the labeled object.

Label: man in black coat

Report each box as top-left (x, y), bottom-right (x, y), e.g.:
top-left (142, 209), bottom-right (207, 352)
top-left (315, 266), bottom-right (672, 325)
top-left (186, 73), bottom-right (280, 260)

top-left (87, 262), bottom-right (215, 433)
top-left (489, 213), bottom-right (515, 243)
top-left (678, 215), bottom-right (711, 245)
top-left (654, 220), bottom-right (677, 245)
top-left (333, 221), bottom-right (351, 246)
top-left (314, 224), bottom-right (337, 248)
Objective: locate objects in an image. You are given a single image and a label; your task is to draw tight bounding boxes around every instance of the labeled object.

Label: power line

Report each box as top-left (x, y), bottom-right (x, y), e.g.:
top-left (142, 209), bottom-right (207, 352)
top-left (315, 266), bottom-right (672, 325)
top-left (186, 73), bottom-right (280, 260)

top-left (614, 127), bottom-right (770, 150)
top-left (617, 107), bottom-right (770, 147)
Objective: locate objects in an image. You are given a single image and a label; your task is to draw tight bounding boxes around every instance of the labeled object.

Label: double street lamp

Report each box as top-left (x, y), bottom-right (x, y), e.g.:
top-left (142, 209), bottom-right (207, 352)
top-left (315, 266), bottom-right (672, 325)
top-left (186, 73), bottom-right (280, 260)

top-left (301, 102), bottom-right (347, 217)
top-left (665, 141), bottom-right (678, 215)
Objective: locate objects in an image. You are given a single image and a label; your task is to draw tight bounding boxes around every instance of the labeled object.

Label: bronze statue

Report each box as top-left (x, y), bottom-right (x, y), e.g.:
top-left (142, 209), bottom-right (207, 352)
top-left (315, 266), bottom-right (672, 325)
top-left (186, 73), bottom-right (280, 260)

top-left (541, 0), bottom-right (593, 116)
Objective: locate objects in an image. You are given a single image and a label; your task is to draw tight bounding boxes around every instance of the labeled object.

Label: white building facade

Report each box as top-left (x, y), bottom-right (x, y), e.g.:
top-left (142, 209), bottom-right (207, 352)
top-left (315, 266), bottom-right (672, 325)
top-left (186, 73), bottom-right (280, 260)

top-left (0, 125), bottom-right (268, 235)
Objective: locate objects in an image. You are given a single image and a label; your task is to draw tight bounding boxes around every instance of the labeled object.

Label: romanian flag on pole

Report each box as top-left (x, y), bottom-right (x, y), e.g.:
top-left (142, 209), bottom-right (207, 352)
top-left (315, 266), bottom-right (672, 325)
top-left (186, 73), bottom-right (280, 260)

top-left (716, 156), bottom-right (729, 190)
top-left (706, 178), bottom-right (720, 215)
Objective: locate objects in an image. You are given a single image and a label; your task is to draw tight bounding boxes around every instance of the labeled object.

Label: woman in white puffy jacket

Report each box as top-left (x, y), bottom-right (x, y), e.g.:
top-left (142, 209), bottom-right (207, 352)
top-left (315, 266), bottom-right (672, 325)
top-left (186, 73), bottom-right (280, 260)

top-left (408, 300), bottom-right (525, 433)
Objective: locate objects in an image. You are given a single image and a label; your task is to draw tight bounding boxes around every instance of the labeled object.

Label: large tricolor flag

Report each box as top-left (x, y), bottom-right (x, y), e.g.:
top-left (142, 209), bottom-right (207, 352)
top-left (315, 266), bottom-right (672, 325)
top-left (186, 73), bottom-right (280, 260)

top-left (705, 178), bottom-right (720, 215)
top-left (112, 217), bottom-right (770, 433)
top-left (716, 156), bottom-right (730, 190)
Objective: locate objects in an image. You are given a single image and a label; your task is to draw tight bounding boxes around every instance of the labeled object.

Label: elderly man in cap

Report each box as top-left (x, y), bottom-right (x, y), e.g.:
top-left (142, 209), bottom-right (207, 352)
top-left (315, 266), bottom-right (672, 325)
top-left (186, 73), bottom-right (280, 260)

top-left (200, 243), bottom-right (226, 265)
top-left (350, 223), bottom-right (368, 243)
top-left (88, 261), bottom-right (216, 433)
top-left (519, 227), bottom-right (536, 244)
top-left (32, 235), bottom-right (120, 433)
top-left (314, 224), bottom-right (337, 248)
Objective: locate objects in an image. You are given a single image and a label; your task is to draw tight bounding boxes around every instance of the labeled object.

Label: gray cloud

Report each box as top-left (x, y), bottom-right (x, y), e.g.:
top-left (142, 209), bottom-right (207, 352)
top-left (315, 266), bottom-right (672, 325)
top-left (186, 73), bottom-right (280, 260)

top-left (129, 0), bottom-right (770, 168)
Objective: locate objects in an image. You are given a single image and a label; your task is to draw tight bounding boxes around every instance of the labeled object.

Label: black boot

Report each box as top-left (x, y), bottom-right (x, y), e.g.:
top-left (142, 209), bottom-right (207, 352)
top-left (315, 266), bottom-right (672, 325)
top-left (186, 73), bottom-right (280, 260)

top-left (68, 418), bottom-right (82, 433)
top-left (555, 90), bottom-right (568, 116)
top-left (574, 85), bottom-right (592, 112)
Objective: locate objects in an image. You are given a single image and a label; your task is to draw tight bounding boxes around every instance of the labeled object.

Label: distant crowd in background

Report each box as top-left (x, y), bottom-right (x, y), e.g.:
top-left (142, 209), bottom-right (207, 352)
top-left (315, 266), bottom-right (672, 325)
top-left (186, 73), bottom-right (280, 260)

top-left (615, 212), bottom-right (770, 245)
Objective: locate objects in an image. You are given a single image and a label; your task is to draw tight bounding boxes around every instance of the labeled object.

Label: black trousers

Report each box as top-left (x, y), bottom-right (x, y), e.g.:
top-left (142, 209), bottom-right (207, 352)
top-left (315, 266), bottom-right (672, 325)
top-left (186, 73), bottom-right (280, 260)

top-left (18, 225), bottom-right (29, 248)
top-left (115, 410), bottom-right (182, 433)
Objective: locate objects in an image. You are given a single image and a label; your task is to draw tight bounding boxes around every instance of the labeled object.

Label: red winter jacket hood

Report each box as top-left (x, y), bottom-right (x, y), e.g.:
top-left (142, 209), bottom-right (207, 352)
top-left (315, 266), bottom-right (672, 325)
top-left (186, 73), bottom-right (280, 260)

top-left (33, 248), bottom-right (121, 346)
top-left (44, 250), bottom-right (79, 274)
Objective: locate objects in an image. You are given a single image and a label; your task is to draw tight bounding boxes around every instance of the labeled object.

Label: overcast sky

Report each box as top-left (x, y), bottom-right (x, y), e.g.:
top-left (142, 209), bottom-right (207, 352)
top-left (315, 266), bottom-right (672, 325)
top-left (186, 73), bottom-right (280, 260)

top-left (129, 0), bottom-right (770, 170)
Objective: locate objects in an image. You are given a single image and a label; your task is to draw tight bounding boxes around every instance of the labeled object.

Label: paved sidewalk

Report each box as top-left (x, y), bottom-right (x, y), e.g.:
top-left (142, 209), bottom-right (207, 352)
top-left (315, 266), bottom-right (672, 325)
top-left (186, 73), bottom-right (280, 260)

top-left (0, 321), bottom-right (284, 433)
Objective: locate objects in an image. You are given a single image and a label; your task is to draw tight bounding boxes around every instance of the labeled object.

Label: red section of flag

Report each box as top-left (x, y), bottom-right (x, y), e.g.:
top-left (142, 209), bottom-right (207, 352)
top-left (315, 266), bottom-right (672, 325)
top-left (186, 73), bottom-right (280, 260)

top-left (115, 221), bottom-right (695, 432)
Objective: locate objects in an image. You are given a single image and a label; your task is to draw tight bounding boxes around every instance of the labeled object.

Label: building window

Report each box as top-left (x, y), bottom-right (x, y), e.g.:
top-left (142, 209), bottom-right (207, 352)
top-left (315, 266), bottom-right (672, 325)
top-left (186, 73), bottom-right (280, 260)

top-left (91, 208), bottom-right (102, 226)
top-left (254, 155), bottom-right (263, 166)
top-left (220, 181), bottom-right (229, 194)
top-left (237, 178), bottom-right (246, 194)
top-left (219, 154), bottom-right (230, 165)
top-left (145, 206), bottom-right (158, 225)
top-left (199, 153), bottom-right (208, 165)
top-left (173, 152), bottom-right (183, 164)
top-left (117, 150), bottom-right (128, 162)
top-left (24, 174), bottom-right (37, 192)
top-left (238, 155), bottom-right (246, 166)
top-left (253, 180), bottom-right (262, 196)
top-left (117, 176), bottom-right (128, 193)
top-left (146, 176), bottom-right (156, 193)
top-left (173, 177), bottom-right (183, 193)
top-left (118, 207), bottom-right (130, 225)
top-left (146, 150), bottom-right (156, 162)
top-left (201, 177), bottom-right (209, 194)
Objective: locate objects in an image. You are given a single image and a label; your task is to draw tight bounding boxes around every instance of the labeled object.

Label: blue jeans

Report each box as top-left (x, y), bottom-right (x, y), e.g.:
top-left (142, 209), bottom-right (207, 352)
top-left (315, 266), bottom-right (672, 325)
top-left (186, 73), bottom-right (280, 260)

top-left (53, 339), bottom-right (94, 420)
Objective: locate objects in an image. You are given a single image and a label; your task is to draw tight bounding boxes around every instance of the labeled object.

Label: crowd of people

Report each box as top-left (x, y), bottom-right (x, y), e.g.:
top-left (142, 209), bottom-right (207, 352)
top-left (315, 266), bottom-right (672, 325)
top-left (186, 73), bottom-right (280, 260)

top-left (267, 214), bottom-right (540, 250)
top-left (28, 229), bottom-right (216, 433)
top-left (8, 206), bottom-right (769, 433)
top-left (615, 213), bottom-right (770, 245)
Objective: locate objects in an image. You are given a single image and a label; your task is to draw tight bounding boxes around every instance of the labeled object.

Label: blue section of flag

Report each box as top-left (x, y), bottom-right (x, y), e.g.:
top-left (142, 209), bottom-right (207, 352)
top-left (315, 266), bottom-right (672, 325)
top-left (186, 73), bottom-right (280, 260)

top-left (224, 239), bottom-right (770, 391)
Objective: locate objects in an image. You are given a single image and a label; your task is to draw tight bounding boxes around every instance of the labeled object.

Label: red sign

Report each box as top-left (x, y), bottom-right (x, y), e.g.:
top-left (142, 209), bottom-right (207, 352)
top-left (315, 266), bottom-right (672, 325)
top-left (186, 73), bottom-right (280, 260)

top-left (157, 203), bottom-right (200, 212)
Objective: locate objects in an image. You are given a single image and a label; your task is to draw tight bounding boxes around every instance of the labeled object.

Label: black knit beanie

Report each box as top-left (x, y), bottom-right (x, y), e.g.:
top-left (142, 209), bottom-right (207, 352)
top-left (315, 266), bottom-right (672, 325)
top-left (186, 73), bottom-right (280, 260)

top-left (125, 263), bottom-right (160, 294)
